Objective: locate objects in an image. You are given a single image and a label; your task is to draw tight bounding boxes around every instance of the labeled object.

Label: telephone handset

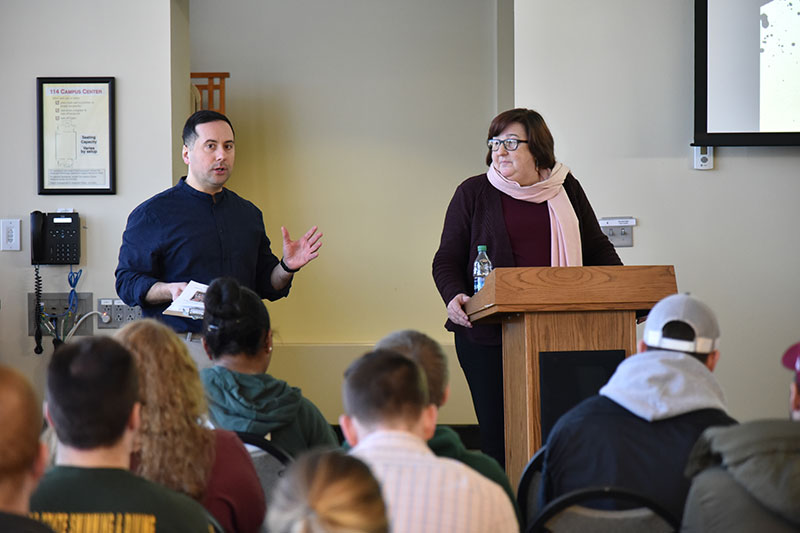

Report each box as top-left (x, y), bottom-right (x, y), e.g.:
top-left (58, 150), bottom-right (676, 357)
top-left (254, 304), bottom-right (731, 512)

top-left (30, 211), bottom-right (81, 265)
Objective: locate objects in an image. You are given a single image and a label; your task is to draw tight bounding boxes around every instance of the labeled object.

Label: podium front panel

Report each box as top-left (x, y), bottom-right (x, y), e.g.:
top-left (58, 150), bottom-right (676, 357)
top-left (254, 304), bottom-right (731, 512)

top-left (502, 310), bottom-right (636, 488)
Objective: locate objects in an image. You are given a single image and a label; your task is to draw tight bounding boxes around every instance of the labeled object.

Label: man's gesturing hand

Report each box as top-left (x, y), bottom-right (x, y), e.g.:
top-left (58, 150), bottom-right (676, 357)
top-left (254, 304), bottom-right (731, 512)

top-left (281, 225), bottom-right (323, 271)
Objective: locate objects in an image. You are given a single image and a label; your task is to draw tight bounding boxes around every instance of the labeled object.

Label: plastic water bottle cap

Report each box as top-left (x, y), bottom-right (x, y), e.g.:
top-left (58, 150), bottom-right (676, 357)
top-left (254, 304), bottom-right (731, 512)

top-left (477, 245), bottom-right (487, 252)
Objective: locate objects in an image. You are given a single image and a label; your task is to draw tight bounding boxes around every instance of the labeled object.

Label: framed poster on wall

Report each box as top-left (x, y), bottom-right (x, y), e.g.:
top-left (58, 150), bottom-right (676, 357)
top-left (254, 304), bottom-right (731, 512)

top-left (37, 77), bottom-right (116, 194)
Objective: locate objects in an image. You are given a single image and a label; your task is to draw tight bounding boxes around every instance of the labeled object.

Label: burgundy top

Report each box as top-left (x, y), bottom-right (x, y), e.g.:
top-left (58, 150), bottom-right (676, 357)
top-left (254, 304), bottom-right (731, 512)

top-left (202, 429), bottom-right (266, 533)
top-left (500, 193), bottom-right (551, 267)
top-left (433, 173), bottom-right (622, 345)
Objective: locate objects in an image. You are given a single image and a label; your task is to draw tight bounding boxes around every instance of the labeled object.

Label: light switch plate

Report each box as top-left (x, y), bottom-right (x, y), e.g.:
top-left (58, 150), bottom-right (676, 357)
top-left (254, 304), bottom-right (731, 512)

top-left (599, 217), bottom-right (636, 248)
top-left (0, 219), bottom-right (21, 251)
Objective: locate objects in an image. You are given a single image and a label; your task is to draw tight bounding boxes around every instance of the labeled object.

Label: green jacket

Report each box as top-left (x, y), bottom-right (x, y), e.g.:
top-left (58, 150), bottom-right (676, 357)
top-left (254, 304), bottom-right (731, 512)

top-left (201, 366), bottom-right (338, 458)
top-left (429, 426), bottom-right (519, 518)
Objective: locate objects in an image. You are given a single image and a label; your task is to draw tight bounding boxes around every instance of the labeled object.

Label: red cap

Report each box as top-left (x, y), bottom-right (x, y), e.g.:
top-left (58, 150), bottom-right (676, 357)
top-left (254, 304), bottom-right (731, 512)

top-left (781, 342), bottom-right (800, 375)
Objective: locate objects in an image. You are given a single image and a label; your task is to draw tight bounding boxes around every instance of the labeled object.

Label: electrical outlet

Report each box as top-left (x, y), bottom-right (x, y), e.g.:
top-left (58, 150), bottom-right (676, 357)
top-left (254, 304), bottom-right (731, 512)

top-left (28, 292), bottom-right (93, 336)
top-left (97, 298), bottom-right (114, 329)
top-left (123, 305), bottom-right (142, 323)
top-left (112, 299), bottom-right (126, 324)
top-left (97, 298), bottom-right (142, 329)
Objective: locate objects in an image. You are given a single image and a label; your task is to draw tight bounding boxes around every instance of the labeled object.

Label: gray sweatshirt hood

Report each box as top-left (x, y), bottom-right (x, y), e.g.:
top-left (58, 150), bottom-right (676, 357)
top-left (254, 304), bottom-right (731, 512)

top-left (600, 350), bottom-right (727, 421)
top-left (686, 420), bottom-right (800, 525)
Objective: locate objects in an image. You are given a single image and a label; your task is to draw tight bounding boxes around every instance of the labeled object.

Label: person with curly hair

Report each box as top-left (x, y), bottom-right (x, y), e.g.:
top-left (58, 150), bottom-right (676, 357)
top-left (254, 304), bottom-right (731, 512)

top-left (115, 319), bottom-right (266, 533)
top-left (267, 449), bottom-right (388, 533)
top-left (200, 276), bottom-right (338, 457)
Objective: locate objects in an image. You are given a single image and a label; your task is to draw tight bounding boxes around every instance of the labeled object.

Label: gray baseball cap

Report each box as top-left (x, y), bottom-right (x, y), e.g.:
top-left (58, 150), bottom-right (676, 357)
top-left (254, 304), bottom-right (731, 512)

top-left (643, 293), bottom-right (720, 354)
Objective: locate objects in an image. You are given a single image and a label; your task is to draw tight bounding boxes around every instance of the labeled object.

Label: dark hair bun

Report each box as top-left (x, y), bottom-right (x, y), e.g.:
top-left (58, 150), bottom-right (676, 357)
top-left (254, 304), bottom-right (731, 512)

top-left (202, 277), bottom-right (271, 359)
top-left (205, 277), bottom-right (243, 320)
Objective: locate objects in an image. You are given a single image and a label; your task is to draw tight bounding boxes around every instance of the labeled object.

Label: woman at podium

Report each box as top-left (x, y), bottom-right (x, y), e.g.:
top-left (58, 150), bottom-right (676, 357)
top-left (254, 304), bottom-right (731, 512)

top-left (432, 108), bottom-right (620, 466)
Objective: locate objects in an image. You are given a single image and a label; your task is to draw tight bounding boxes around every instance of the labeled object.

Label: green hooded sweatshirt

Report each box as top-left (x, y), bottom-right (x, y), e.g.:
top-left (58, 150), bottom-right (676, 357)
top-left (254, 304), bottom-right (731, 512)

top-left (201, 366), bottom-right (338, 458)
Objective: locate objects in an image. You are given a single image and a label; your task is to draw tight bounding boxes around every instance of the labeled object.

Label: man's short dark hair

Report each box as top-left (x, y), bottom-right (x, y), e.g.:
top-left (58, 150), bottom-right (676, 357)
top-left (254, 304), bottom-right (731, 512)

top-left (182, 110), bottom-right (235, 147)
top-left (47, 337), bottom-right (139, 449)
top-left (342, 350), bottom-right (429, 427)
top-left (375, 330), bottom-right (448, 407)
top-left (645, 320), bottom-right (711, 364)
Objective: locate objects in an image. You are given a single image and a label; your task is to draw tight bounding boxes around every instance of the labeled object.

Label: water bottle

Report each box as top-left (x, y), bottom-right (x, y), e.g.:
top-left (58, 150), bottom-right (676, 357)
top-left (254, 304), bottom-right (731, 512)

top-left (473, 245), bottom-right (493, 293)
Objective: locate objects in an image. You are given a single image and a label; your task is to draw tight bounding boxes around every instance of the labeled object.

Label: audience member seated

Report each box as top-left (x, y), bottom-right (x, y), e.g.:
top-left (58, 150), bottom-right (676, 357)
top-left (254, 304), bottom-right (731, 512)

top-left (340, 350), bottom-right (518, 533)
top-left (267, 448), bottom-right (388, 533)
top-left (116, 319), bottom-right (266, 533)
top-left (30, 337), bottom-right (215, 532)
top-left (538, 293), bottom-right (737, 523)
top-left (0, 365), bottom-right (54, 533)
top-left (200, 277), bottom-right (337, 457)
top-left (371, 330), bottom-right (517, 511)
top-left (681, 341), bottom-right (800, 532)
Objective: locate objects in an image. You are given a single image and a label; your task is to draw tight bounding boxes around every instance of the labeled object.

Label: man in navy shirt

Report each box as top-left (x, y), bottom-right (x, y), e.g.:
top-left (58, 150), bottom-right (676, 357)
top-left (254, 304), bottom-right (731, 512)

top-left (116, 111), bottom-right (321, 358)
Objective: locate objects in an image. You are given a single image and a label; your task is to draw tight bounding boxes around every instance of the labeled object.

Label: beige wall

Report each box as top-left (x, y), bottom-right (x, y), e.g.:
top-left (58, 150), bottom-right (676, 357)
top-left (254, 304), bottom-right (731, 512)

top-left (0, 0), bottom-right (189, 396)
top-left (189, 0), bottom-right (502, 423)
top-left (515, 1), bottom-right (800, 420)
top-left (171, 0), bottom-right (193, 181)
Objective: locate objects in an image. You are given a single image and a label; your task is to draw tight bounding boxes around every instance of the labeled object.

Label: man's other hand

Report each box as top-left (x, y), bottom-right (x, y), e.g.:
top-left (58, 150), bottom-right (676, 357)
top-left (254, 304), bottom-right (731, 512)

top-left (145, 281), bottom-right (188, 304)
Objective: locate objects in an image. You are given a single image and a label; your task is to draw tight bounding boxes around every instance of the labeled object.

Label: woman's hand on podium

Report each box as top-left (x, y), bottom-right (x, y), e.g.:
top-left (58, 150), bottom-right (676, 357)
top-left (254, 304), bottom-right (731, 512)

top-left (447, 293), bottom-right (472, 328)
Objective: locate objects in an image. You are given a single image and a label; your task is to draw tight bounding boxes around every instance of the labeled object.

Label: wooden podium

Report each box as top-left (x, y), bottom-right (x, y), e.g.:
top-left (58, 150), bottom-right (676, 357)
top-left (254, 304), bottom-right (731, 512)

top-left (464, 265), bottom-right (677, 486)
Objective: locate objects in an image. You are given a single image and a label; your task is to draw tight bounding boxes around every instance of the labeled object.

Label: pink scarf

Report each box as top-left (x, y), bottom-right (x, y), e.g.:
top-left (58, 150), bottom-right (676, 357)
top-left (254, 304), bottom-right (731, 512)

top-left (486, 162), bottom-right (582, 266)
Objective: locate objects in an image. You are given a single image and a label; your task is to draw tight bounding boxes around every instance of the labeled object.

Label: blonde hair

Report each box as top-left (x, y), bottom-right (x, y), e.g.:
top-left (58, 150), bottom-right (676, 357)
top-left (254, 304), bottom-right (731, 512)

top-left (115, 319), bottom-right (215, 499)
top-left (268, 449), bottom-right (388, 533)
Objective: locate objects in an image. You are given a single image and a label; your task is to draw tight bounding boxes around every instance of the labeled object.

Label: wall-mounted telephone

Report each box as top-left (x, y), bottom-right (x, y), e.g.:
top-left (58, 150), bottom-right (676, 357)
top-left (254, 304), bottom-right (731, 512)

top-left (30, 211), bottom-right (81, 265)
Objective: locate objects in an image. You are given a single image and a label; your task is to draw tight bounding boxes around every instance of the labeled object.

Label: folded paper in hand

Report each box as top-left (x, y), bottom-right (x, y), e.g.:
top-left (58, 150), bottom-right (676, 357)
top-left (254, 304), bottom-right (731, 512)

top-left (163, 280), bottom-right (208, 320)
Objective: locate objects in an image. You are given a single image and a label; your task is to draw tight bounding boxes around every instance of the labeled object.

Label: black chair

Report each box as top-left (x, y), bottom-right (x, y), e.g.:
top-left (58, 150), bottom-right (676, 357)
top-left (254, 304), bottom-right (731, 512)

top-left (517, 445), bottom-right (547, 530)
top-left (236, 431), bottom-right (293, 463)
top-left (528, 486), bottom-right (680, 533)
top-left (236, 432), bottom-right (293, 532)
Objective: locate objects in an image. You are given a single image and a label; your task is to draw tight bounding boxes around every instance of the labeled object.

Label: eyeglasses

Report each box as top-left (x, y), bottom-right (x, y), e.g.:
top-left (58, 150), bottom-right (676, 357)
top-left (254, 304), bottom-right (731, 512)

top-left (487, 138), bottom-right (529, 151)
